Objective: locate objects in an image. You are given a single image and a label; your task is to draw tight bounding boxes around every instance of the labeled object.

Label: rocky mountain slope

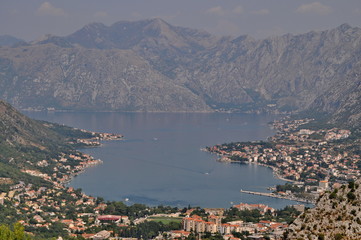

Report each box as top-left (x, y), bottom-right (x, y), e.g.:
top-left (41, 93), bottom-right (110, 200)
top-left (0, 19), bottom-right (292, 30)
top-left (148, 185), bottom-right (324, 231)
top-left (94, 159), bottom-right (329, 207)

top-left (0, 100), bottom-right (104, 189)
top-left (287, 181), bottom-right (361, 240)
top-left (0, 100), bottom-right (68, 187)
top-left (0, 100), bottom-right (68, 161)
top-left (0, 43), bottom-right (209, 111)
top-left (0, 35), bottom-right (24, 46)
top-left (308, 61), bottom-right (361, 127)
top-left (0, 19), bottom-right (361, 126)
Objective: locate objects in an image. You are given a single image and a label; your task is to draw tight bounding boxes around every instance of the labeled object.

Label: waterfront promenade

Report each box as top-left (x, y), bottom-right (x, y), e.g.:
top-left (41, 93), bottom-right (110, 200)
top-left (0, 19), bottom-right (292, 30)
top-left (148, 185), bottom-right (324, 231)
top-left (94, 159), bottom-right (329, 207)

top-left (240, 190), bottom-right (315, 204)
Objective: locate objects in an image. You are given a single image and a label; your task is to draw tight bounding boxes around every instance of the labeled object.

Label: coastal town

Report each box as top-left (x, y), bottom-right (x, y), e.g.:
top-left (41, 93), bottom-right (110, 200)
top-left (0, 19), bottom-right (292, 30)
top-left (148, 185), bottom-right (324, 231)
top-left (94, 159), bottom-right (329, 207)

top-left (0, 176), bottom-right (301, 240)
top-left (206, 117), bottom-right (361, 204)
top-left (0, 124), bottom-right (305, 240)
top-left (0, 116), bottom-right (359, 239)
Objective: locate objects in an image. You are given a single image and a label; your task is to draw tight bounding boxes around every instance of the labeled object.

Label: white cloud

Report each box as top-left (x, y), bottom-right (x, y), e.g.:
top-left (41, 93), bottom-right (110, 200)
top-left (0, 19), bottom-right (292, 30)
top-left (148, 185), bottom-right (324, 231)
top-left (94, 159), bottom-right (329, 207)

top-left (206, 5), bottom-right (244, 17)
top-left (205, 6), bottom-right (225, 16)
top-left (251, 9), bottom-right (270, 16)
top-left (94, 11), bottom-right (108, 18)
top-left (296, 2), bottom-right (332, 15)
top-left (37, 2), bottom-right (66, 17)
top-left (233, 5), bottom-right (244, 15)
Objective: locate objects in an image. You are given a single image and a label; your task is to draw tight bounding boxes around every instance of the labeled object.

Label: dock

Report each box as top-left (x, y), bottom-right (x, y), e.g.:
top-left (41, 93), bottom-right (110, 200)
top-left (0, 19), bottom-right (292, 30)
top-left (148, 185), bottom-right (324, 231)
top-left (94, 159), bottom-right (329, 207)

top-left (240, 189), bottom-right (315, 204)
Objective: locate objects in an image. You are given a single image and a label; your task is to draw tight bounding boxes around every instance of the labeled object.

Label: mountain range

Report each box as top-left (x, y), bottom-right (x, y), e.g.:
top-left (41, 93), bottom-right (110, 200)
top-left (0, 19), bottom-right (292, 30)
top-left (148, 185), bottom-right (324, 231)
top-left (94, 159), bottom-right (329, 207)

top-left (1, 19), bottom-right (361, 126)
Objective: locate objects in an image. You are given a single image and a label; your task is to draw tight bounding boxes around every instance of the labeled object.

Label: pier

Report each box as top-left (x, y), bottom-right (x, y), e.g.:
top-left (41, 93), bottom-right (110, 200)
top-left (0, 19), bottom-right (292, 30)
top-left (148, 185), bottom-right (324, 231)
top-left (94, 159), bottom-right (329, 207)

top-left (240, 190), bottom-right (315, 204)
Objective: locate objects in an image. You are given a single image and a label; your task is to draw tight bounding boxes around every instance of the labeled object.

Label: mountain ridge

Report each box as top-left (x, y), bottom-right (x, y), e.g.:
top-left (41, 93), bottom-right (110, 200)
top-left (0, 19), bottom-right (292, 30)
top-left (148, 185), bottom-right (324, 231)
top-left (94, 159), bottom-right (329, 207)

top-left (0, 35), bottom-right (24, 46)
top-left (1, 19), bottom-right (361, 126)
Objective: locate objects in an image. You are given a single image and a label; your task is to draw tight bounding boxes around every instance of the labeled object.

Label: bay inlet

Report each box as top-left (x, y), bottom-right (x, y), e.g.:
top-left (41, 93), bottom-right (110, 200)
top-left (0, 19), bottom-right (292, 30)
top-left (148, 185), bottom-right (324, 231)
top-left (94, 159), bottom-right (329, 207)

top-left (24, 111), bottom-right (303, 208)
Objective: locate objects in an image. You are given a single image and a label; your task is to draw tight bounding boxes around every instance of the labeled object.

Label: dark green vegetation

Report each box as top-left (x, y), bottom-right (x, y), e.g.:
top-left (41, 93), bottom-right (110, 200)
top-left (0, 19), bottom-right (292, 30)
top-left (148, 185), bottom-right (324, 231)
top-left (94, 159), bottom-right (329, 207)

top-left (43, 121), bottom-right (94, 141)
top-left (222, 206), bottom-right (301, 224)
top-left (103, 202), bottom-right (179, 220)
top-left (0, 202), bottom-right (20, 226)
top-left (119, 221), bottom-right (181, 239)
top-left (0, 100), bottom-right (109, 190)
top-left (0, 222), bottom-right (81, 240)
top-left (0, 162), bottom-right (50, 192)
top-left (0, 100), bottom-right (70, 187)
top-left (147, 217), bottom-right (183, 224)
top-left (187, 232), bottom-right (225, 240)
top-left (276, 183), bottom-right (305, 194)
top-left (0, 223), bottom-right (31, 240)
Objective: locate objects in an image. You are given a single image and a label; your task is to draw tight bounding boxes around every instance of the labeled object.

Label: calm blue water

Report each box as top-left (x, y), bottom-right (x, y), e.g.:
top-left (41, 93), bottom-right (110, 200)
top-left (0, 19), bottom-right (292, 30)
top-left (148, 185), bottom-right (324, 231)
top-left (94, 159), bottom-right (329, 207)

top-left (24, 111), bottom-right (302, 209)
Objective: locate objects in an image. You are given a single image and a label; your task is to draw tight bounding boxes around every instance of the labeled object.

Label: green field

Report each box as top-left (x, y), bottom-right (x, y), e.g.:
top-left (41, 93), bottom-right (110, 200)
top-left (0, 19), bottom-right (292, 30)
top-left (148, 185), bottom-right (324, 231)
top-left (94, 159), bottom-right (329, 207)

top-left (147, 216), bottom-right (183, 224)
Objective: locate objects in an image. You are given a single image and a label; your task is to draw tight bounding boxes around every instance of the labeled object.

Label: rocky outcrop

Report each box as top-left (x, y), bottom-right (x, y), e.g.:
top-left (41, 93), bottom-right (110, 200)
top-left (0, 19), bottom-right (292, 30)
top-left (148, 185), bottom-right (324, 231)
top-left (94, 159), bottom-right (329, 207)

top-left (287, 181), bottom-right (361, 240)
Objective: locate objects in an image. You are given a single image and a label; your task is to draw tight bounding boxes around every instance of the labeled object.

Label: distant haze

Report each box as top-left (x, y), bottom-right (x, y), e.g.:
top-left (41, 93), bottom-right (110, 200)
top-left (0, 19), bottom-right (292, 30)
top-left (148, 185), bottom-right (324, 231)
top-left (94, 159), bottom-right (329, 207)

top-left (1, 0), bottom-right (361, 41)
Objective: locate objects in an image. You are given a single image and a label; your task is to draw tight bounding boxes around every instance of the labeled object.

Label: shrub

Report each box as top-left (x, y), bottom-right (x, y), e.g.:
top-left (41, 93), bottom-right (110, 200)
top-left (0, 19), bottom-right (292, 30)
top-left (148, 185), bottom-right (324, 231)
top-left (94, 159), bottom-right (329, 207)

top-left (318, 233), bottom-right (325, 240)
top-left (347, 192), bottom-right (356, 201)
top-left (334, 233), bottom-right (344, 240)
top-left (351, 209), bottom-right (357, 216)
top-left (330, 192), bottom-right (337, 199)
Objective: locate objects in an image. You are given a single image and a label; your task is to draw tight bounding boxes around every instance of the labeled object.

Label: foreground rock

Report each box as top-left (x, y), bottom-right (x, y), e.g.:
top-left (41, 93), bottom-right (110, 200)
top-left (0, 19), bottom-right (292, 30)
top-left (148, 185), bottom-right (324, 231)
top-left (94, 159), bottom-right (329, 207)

top-left (286, 180), bottom-right (361, 240)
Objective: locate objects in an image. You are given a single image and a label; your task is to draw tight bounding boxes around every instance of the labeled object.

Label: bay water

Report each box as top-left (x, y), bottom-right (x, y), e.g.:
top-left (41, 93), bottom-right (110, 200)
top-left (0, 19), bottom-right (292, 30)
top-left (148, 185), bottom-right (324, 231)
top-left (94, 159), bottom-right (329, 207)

top-left (25, 111), bottom-right (301, 209)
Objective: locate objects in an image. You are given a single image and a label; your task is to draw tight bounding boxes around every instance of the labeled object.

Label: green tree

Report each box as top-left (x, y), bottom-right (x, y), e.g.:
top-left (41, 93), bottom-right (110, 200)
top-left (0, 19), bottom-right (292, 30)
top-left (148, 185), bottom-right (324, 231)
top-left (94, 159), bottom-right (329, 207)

top-left (0, 223), bottom-right (31, 240)
top-left (0, 225), bottom-right (14, 240)
top-left (13, 222), bottom-right (25, 240)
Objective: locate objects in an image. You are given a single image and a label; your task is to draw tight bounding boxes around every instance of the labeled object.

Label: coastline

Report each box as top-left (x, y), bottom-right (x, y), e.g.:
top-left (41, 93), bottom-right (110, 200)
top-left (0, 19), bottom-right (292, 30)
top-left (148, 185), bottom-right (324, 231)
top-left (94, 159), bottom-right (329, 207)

top-left (214, 154), bottom-right (301, 185)
top-left (57, 131), bottom-right (123, 187)
top-left (209, 153), bottom-right (301, 190)
top-left (255, 163), bottom-right (302, 185)
top-left (31, 112), bottom-right (286, 209)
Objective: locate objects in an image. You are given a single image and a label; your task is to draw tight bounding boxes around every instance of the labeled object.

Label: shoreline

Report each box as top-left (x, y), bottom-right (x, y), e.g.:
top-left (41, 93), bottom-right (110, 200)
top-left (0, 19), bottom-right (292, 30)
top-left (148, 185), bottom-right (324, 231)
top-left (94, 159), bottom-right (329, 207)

top-left (239, 189), bottom-right (315, 204)
top-left (214, 155), bottom-right (302, 185)
top-left (56, 132), bottom-right (123, 187)
top-left (254, 163), bottom-right (303, 185)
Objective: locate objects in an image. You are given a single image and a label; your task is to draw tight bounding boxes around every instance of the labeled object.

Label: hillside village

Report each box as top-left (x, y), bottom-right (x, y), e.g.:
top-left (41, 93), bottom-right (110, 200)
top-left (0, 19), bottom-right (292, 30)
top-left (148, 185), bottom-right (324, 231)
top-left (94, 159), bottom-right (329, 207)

top-left (207, 117), bottom-right (361, 204)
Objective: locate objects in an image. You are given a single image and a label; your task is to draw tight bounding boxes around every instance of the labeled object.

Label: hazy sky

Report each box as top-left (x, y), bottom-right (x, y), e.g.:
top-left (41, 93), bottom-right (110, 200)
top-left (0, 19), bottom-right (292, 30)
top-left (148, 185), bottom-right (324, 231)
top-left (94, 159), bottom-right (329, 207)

top-left (1, 0), bottom-right (361, 41)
